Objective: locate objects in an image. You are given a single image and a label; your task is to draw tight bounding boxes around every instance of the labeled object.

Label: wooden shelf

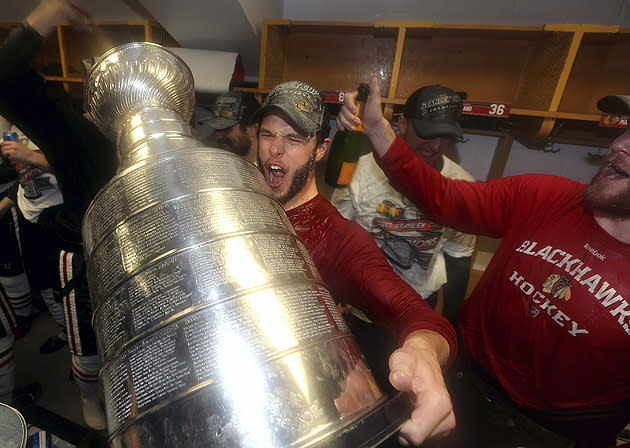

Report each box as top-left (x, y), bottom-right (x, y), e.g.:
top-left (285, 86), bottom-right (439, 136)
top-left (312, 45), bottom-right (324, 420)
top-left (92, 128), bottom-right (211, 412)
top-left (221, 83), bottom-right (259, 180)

top-left (559, 30), bottom-right (629, 115)
top-left (259, 20), bottom-right (399, 94)
top-left (258, 19), bottom-right (628, 148)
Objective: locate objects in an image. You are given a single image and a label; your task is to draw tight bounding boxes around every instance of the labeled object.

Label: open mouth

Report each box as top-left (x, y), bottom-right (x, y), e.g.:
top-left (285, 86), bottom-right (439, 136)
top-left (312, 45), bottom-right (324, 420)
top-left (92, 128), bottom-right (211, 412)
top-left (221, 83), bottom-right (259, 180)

top-left (266, 163), bottom-right (286, 187)
top-left (603, 162), bottom-right (629, 180)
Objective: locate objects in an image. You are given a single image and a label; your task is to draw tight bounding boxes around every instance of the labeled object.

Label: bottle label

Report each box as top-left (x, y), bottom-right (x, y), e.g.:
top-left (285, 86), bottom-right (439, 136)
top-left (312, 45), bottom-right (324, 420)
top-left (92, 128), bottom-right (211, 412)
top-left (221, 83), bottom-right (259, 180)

top-left (337, 161), bottom-right (358, 185)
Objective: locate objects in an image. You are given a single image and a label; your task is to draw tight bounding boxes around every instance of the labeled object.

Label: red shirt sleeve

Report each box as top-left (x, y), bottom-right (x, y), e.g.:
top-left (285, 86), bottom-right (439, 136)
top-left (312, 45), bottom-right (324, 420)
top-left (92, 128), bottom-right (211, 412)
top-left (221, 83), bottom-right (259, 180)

top-left (376, 135), bottom-right (514, 237)
top-left (375, 136), bottom-right (585, 239)
top-left (314, 213), bottom-right (458, 368)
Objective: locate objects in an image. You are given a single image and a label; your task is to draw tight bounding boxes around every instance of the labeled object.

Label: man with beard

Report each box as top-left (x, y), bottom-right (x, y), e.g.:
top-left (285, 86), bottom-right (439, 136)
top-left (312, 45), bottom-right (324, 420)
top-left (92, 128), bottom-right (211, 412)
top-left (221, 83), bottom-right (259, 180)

top-left (337, 78), bottom-right (630, 447)
top-left (254, 80), bottom-right (458, 446)
top-left (200, 91), bottom-right (260, 164)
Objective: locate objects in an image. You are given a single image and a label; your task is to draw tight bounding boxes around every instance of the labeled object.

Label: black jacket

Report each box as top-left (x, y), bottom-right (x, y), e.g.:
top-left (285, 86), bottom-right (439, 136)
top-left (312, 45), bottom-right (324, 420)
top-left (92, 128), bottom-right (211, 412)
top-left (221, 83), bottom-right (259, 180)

top-left (0, 24), bottom-right (118, 247)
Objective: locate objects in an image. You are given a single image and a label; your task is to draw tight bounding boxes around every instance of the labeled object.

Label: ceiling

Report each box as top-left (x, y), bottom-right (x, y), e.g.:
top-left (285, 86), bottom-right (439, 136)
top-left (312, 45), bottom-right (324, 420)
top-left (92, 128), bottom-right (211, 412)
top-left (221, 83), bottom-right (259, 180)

top-left (3, 0), bottom-right (630, 82)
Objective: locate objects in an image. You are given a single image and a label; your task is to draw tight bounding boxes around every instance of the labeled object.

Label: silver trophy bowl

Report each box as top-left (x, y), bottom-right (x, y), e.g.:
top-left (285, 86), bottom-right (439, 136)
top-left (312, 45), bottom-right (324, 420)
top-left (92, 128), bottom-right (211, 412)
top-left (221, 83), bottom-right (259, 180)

top-left (82, 42), bottom-right (410, 447)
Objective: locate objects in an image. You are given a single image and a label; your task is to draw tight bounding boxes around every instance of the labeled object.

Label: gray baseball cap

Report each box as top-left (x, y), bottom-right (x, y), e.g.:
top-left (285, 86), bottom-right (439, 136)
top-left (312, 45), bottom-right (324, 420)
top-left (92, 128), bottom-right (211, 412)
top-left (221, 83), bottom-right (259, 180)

top-left (253, 80), bottom-right (326, 135)
top-left (201, 91), bottom-right (260, 130)
top-left (597, 95), bottom-right (630, 116)
top-left (403, 85), bottom-right (463, 139)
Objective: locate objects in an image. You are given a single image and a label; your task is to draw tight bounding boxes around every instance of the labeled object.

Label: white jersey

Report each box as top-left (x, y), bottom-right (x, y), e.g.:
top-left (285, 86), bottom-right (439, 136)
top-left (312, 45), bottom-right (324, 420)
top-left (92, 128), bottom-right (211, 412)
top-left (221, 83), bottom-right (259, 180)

top-left (330, 152), bottom-right (476, 299)
top-left (11, 126), bottom-right (64, 223)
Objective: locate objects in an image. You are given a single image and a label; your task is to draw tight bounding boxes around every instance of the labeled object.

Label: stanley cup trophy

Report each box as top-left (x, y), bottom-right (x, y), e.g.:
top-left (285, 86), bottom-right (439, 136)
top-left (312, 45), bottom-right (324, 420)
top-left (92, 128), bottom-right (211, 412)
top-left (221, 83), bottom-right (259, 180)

top-left (81, 42), bottom-right (410, 447)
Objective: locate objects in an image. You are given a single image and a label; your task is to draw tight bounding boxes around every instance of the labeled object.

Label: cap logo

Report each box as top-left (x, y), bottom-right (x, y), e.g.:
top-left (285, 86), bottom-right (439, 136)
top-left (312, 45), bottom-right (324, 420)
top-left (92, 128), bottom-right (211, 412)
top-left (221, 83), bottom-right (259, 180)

top-left (297, 98), bottom-right (314, 113)
top-left (418, 95), bottom-right (460, 116)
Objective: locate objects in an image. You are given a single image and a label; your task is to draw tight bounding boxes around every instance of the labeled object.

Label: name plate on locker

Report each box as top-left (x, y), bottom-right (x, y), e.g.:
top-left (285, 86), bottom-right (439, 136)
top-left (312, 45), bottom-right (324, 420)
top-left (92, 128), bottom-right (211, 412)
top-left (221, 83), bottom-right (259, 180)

top-left (321, 90), bottom-right (512, 118)
top-left (462, 101), bottom-right (511, 117)
top-left (599, 113), bottom-right (629, 128)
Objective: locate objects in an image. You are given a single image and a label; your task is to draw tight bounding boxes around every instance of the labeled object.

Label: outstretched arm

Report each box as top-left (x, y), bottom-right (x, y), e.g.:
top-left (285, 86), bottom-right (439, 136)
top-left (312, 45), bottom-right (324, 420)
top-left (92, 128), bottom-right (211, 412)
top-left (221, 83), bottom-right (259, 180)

top-left (324, 221), bottom-right (457, 445)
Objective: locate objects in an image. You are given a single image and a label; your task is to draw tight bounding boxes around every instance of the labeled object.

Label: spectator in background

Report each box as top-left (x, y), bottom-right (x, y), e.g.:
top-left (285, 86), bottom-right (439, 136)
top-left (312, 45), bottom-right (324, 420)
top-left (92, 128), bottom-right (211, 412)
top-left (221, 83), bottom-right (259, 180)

top-left (331, 85), bottom-right (476, 323)
top-left (336, 77), bottom-right (630, 447)
top-left (1, 124), bottom-right (68, 354)
top-left (199, 91), bottom-right (260, 164)
top-left (0, 117), bottom-right (34, 337)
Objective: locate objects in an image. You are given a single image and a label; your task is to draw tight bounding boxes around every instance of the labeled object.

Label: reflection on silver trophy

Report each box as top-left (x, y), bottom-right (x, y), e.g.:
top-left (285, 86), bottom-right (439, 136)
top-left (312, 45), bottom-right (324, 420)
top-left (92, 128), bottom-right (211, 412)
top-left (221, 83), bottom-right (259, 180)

top-left (82, 42), bottom-right (409, 447)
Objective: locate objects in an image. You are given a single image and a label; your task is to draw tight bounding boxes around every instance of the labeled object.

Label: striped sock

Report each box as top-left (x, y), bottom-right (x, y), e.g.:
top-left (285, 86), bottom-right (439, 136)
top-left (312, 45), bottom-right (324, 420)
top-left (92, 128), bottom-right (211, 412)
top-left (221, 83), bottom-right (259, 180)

top-left (40, 288), bottom-right (66, 329)
top-left (0, 273), bottom-right (32, 318)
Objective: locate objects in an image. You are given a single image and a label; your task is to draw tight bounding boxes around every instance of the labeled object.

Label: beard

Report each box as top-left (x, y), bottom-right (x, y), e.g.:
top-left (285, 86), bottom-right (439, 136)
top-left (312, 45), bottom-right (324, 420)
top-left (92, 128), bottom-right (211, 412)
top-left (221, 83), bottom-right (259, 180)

top-left (583, 168), bottom-right (630, 218)
top-left (258, 148), bottom-right (317, 207)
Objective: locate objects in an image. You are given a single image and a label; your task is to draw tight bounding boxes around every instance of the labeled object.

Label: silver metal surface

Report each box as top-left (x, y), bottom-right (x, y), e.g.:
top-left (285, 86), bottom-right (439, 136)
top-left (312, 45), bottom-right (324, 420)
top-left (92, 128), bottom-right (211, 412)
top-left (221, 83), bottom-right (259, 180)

top-left (84, 42), bottom-right (195, 142)
top-left (0, 403), bottom-right (27, 448)
top-left (83, 42), bottom-right (410, 447)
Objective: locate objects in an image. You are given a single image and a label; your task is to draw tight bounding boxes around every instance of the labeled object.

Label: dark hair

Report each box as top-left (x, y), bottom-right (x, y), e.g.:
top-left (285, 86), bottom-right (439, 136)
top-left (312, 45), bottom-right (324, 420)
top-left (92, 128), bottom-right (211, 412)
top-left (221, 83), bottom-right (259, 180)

top-left (315, 111), bottom-right (330, 147)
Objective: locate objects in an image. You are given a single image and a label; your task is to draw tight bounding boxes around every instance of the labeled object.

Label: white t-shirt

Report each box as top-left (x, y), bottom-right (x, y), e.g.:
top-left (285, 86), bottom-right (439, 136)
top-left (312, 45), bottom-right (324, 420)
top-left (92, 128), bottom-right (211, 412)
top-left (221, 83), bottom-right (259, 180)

top-left (330, 152), bottom-right (476, 299)
top-left (11, 126), bottom-right (64, 223)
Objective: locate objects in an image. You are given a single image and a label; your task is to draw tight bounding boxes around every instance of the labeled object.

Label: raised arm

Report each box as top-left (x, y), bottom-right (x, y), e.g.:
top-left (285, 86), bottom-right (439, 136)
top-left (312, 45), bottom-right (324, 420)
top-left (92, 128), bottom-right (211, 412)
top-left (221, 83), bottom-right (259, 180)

top-left (0, 0), bottom-right (117, 240)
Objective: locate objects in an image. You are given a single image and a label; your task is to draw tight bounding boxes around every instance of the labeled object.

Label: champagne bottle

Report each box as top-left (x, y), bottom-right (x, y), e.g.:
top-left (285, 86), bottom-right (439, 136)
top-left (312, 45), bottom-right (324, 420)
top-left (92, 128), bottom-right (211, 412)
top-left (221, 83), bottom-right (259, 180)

top-left (325, 82), bottom-right (370, 187)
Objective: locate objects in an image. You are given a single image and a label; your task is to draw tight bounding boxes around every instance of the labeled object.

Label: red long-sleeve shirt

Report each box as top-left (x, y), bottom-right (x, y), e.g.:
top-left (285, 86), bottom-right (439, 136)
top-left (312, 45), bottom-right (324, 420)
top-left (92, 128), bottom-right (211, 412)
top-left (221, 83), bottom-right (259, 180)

top-left (377, 135), bottom-right (630, 410)
top-left (286, 194), bottom-right (457, 367)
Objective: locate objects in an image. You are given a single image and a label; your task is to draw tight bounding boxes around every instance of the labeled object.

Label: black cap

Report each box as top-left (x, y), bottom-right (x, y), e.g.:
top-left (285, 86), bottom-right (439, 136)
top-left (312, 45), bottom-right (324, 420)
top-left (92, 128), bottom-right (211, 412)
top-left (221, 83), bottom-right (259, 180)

top-left (253, 80), bottom-right (326, 135)
top-left (403, 85), bottom-right (463, 139)
top-left (201, 91), bottom-right (260, 130)
top-left (597, 95), bottom-right (630, 116)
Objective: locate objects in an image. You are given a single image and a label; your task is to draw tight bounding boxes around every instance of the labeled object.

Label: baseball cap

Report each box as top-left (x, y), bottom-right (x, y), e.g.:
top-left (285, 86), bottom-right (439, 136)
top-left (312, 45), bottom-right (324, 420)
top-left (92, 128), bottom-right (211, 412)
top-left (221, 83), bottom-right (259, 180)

top-left (403, 85), bottom-right (463, 139)
top-left (597, 95), bottom-right (630, 116)
top-left (252, 80), bottom-right (326, 135)
top-left (201, 91), bottom-right (260, 130)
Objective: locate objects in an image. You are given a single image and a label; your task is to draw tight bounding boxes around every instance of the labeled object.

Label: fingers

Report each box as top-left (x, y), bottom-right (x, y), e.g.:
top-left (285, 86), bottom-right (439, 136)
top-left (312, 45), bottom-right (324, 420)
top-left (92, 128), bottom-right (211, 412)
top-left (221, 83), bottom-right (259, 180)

top-left (65, 0), bottom-right (94, 29)
top-left (1, 141), bottom-right (29, 164)
top-left (336, 77), bottom-right (386, 133)
top-left (336, 89), bottom-right (360, 132)
top-left (389, 347), bottom-right (417, 392)
top-left (398, 409), bottom-right (455, 446)
top-left (388, 344), bottom-right (455, 446)
top-left (334, 366), bottom-right (381, 416)
top-left (28, 0), bottom-right (92, 35)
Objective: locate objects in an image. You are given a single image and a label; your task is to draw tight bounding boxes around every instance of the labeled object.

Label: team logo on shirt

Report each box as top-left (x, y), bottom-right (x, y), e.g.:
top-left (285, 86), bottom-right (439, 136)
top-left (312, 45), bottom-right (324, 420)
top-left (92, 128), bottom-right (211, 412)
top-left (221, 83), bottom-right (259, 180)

top-left (376, 200), bottom-right (402, 219)
top-left (542, 273), bottom-right (572, 301)
top-left (371, 200), bottom-right (442, 270)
